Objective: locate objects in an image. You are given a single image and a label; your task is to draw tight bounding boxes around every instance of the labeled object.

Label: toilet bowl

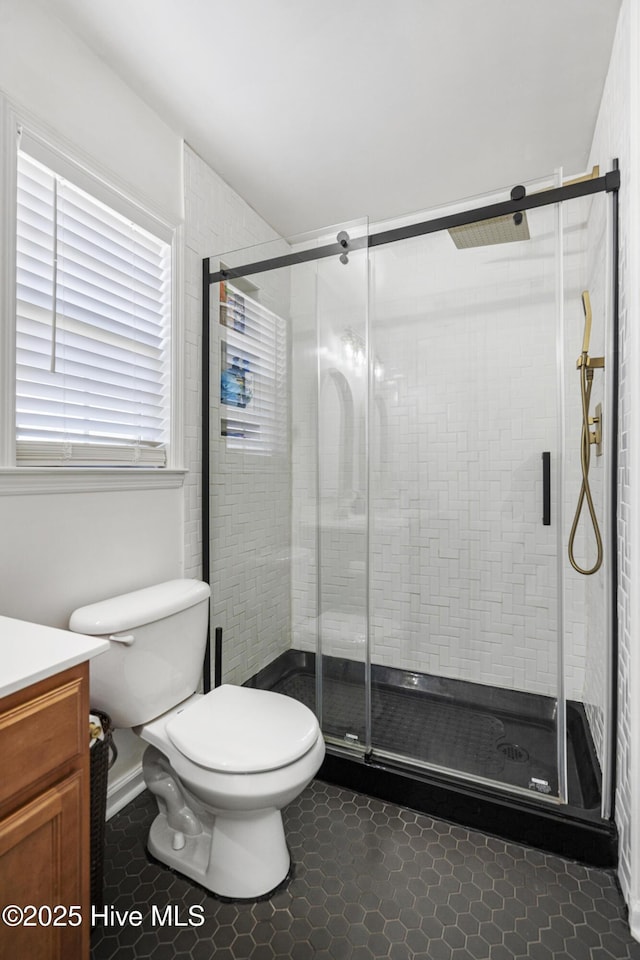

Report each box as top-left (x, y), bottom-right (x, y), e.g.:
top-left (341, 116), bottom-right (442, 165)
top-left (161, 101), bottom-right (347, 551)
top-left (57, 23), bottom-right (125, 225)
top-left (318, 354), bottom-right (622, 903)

top-left (137, 686), bottom-right (325, 898)
top-left (69, 580), bottom-right (325, 899)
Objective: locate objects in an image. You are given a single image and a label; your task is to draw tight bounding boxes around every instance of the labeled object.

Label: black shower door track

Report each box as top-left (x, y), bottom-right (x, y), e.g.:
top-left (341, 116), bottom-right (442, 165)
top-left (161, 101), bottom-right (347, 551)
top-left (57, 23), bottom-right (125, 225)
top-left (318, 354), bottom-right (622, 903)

top-left (205, 168), bottom-right (620, 285)
top-left (200, 162), bottom-right (621, 822)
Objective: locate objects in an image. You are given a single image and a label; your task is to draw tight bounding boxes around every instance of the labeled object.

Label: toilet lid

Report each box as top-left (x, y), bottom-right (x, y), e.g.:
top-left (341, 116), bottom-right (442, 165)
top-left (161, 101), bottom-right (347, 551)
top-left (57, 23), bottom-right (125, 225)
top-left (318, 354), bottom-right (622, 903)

top-left (165, 685), bottom-right (320, 773)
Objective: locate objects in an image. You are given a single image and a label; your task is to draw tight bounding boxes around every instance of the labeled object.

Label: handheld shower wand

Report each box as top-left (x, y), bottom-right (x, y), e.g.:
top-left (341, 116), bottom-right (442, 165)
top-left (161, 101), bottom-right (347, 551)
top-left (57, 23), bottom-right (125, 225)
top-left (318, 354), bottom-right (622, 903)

top-left (568, 291), bottom-right (604, 575)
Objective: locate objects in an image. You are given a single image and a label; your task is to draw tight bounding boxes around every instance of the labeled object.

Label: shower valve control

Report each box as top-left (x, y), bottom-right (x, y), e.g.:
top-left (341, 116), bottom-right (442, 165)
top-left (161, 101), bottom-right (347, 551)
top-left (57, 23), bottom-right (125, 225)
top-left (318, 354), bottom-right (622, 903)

top-left (589, 403), bottom-right (603, 457)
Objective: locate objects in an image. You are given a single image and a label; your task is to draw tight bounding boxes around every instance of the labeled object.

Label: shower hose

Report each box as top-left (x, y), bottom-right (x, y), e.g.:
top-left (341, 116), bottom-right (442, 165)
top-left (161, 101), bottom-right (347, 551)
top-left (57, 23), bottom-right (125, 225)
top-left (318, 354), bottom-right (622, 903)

top-left (568, 357), bottom-right (604, 575)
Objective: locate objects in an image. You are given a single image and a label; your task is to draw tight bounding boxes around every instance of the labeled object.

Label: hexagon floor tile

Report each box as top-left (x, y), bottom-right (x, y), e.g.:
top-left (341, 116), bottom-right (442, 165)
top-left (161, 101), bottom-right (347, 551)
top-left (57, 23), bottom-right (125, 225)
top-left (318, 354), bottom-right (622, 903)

top-left (91, 780), bottom-right (640, 960)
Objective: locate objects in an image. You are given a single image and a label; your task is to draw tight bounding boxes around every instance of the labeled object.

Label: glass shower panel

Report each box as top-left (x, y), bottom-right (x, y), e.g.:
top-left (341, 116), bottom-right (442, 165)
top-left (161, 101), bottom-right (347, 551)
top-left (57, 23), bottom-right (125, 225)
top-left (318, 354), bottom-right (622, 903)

top-left (314, 220), bottom-right (370, 753)
top-left (562, 189), bottom-right (613, 818)
top-left (368, 199), bottom-right (565, 799)
top-left (208, 176), bottom-right (614, 823)
top-left (210, 221), bottom-right (371, 757)
top-left (206, 238), bottom-right (295, 695)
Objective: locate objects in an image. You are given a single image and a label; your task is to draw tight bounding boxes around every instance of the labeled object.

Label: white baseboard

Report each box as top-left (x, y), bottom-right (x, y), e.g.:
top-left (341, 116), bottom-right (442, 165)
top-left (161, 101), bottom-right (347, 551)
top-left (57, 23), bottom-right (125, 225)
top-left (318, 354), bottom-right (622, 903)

top-left (105, 765), bottom-right (146, 820)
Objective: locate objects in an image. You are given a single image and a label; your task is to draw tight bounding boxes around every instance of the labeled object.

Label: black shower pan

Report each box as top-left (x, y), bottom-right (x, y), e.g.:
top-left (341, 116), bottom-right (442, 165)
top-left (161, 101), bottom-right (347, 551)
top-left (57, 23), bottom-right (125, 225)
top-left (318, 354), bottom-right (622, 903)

top-left (245, 649), bottom-right (617, 867)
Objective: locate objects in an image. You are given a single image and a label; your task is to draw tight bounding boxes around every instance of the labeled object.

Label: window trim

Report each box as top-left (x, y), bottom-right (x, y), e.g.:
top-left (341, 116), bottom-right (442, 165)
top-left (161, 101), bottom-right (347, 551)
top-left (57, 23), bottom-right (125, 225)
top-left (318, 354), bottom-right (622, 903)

top-left (0, 96), bottom-right (185, 490)
top-left (0, 466), bottom-right (187, 496)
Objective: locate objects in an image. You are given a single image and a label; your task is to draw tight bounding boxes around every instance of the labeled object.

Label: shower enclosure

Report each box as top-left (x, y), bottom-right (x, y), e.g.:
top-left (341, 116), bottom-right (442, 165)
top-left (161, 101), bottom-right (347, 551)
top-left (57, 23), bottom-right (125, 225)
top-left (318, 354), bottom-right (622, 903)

top-left (202, 166), bottom-right (619, 864)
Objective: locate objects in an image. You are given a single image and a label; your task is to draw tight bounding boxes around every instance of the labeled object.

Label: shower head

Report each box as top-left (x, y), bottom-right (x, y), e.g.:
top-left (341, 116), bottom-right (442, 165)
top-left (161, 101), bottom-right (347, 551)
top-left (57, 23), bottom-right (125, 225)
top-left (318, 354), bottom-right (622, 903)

top-left (448, 211), bottom-right (530, 249)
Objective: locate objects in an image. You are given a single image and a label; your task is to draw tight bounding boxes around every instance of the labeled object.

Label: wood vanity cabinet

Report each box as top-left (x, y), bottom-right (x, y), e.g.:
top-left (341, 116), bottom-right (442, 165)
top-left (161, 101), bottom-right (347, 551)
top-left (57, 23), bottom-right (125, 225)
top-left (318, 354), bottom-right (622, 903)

top-left (0, 662), bottom-right (90, 960)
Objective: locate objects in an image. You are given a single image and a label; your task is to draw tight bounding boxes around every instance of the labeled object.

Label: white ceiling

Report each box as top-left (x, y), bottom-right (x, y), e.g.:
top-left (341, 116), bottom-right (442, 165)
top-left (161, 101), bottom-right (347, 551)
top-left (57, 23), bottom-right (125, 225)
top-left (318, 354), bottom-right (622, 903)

top-left (44, 0), bottom-right (621, 237)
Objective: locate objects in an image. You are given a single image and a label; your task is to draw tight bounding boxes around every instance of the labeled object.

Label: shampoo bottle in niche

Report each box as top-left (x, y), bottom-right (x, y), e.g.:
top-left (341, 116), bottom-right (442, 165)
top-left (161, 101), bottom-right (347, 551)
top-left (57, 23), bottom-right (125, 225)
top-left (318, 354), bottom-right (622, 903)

top-left (221, 357), bottom-right (246, 407)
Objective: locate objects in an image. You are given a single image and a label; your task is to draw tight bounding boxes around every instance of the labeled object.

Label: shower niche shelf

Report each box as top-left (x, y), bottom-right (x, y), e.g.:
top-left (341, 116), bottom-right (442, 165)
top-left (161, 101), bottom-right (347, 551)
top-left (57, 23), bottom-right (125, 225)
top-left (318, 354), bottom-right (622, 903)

top-left (218, 281), bottom-right (284, 451)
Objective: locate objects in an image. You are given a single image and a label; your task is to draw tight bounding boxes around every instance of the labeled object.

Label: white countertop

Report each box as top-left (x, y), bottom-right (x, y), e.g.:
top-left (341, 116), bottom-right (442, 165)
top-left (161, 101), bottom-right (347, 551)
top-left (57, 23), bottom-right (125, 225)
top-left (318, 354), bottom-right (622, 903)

top-left (0, 615), bottom-right (109, 700)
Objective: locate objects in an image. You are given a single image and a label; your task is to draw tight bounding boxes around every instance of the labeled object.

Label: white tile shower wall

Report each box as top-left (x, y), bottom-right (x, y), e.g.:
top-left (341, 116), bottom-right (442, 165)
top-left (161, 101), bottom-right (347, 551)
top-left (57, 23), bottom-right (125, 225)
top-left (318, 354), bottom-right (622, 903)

top-left (291, 214), bottom-right (588, 701)
top-left (368, 269), bottom-right (562, 697)
top-left (586, 0), bottom-right (637, 918)
top-left (183, 145), bottom-right (292, 686)
top-left (571, 188), bottom-right (613, 772)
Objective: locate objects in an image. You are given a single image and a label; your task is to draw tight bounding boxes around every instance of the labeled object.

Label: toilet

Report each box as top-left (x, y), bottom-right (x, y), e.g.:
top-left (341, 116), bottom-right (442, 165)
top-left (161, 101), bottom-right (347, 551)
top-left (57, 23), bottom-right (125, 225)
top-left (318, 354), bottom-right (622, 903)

top-left (69, 579), bottom-right (325, 899)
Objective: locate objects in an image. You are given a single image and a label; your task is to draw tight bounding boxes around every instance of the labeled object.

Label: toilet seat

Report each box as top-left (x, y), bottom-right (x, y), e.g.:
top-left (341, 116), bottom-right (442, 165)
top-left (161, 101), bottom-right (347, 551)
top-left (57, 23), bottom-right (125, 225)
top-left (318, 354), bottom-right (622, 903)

top-left (165, 684), bottom-right (320, 774)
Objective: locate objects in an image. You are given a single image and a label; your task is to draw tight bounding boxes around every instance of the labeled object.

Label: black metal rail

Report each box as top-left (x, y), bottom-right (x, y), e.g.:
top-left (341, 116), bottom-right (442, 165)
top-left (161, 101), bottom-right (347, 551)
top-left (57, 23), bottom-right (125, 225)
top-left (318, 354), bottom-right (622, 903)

top-left (207, 169), bottom-right (620, 284)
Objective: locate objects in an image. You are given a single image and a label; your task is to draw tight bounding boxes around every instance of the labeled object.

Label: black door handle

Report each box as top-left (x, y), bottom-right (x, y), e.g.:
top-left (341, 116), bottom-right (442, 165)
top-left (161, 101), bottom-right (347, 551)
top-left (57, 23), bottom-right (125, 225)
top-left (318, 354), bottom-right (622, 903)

top-left (542, 452), bottom-right (551, 526)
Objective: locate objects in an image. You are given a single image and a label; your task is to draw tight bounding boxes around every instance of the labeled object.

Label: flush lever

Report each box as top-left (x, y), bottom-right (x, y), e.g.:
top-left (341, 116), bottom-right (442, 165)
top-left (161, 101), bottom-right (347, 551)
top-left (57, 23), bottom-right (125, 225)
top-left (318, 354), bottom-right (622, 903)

top-left (108, 633), bottom-right (135, 646)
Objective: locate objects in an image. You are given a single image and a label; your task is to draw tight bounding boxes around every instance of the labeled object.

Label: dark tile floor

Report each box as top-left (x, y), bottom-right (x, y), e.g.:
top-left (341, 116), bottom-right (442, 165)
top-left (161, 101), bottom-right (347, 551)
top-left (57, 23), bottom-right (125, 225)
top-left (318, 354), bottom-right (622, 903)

top-left (91, 781), bottom-right (640, 960)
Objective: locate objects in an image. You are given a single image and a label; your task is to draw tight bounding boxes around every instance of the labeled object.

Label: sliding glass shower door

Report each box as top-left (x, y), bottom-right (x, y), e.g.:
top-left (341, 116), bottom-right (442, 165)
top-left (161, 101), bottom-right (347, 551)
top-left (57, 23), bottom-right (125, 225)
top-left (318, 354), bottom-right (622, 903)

top-left (369, 199), bottom-right (566, 797)
top-left (366, 197), bottom-right (566, 799)
top-left (313, 220), bottom-right (370, 754)
top-left (300, 192), bottom-right (571, 800)
top-left (210, 173), bottom-right (615, 809)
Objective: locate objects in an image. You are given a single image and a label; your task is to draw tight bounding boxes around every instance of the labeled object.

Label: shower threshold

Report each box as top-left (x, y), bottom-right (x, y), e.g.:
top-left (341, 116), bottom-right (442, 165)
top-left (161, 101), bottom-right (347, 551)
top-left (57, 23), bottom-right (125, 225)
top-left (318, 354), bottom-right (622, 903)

top-left (245, 650), bottom-right (617, 867)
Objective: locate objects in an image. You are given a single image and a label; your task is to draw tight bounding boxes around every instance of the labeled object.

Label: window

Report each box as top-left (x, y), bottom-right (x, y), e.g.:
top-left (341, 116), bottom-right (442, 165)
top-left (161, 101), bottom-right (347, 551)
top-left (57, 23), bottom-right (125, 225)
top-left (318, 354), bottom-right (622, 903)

top-left (15, 144), bottom-right (172, 467)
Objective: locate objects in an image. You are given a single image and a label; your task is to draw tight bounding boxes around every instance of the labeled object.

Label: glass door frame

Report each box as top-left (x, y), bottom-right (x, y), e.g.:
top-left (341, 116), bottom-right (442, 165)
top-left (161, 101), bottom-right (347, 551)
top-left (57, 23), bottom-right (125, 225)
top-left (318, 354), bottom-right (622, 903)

top-left (200, 165), bottom-right (620, 812)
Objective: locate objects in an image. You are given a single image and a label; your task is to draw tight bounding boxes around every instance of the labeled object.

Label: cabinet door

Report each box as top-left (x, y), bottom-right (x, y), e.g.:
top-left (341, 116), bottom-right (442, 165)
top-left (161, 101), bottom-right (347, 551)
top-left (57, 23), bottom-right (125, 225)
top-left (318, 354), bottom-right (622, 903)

top-left (0, 772), bottom-right (88, 960)
top-left (0, 675), bottom-right (85, 809)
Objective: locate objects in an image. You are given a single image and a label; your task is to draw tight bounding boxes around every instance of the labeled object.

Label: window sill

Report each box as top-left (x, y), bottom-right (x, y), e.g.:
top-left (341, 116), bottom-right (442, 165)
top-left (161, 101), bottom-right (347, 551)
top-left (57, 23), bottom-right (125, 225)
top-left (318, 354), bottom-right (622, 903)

top-left (0, 467), bottom-right (188, 496)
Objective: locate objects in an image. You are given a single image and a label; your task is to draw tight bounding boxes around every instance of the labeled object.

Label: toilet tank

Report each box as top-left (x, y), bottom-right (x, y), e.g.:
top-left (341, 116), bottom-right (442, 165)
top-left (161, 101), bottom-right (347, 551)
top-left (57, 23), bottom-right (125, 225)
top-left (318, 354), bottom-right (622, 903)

top-left (69, 579), bottom-right (211, 728)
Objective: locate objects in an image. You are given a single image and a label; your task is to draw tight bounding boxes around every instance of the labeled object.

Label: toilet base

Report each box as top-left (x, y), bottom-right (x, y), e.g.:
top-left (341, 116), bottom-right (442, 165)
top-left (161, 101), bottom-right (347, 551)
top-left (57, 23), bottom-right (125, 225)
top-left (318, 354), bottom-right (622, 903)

top-left (147, 806), bottom-right (291, 900)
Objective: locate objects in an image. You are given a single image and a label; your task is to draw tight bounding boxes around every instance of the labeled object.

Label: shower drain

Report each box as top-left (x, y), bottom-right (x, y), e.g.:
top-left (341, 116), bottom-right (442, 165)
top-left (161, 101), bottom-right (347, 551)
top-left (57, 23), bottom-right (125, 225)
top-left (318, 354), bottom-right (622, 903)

top-left (497, 742), bottom-right (529, 763)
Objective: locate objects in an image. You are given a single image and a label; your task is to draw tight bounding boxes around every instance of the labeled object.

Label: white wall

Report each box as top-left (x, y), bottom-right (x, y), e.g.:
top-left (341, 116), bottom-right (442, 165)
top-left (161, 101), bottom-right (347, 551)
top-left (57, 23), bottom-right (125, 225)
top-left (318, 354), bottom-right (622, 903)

top-left (0, 485), bottom-right (184, 628)
top-left (0, 0), bottom-right (182, 223)
top-left (0, 0), bottom-right (186, 807)
top-left (588, 0), bottom-right (640, 935)
top-left (0, 0), bottom-right (186, 630)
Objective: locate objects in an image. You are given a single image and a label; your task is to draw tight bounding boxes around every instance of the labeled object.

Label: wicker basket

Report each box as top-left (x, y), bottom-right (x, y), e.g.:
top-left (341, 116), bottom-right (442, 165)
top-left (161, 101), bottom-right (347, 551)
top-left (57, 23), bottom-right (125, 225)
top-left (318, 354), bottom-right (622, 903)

top-left (89, 710), bottom-right (117, 911)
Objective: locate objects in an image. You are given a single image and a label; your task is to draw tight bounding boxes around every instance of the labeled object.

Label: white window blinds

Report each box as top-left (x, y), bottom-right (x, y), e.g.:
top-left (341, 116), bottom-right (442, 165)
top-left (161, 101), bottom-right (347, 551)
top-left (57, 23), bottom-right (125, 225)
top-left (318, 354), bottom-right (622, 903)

top-left (220, 283), bottom-right (286, 454)
top-left (15, 149), bottom-right (172, 466)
